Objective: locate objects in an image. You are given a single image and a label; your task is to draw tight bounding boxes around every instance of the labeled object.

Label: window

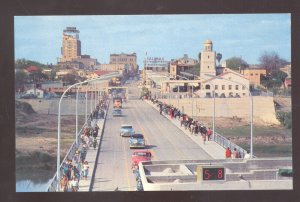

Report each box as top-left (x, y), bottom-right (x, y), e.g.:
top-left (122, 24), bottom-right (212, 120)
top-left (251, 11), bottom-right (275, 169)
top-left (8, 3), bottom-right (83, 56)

top-left (243, 93), bottom-right (246, 96)
top-left (208, 65), bottom-right (210, 69)
top-left (208, 56), bottom-right (210, 59)
top-left (215, 85), bottom-right (218, 90)
top-left (250, 73), bottom-right (253, 76)
top-left (242, 86), bottom-right (246, 90)
top-left (255, 73), bottom-right (258, 76)
top-left (222, 85), bottom-right (225, 90)
top-left (235, 85), bottom-right (239, 90)
top-left (205, 84), bottom-right (210, 90)
top-left (229, 85), bottom-right (232, 90)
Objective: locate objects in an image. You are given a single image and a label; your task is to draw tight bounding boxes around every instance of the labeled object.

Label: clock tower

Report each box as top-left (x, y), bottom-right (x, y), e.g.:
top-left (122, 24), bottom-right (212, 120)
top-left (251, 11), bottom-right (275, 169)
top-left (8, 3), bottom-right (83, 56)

top-left (200, 39), bottom-right (216, 79)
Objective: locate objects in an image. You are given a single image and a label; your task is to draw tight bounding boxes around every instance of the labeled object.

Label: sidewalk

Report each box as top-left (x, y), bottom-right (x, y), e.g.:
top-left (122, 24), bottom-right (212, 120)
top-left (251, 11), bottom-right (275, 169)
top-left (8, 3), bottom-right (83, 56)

top-left (77, 118), bottom-right (105, 192)
top-left (144, 100), bottom-right (226, 159)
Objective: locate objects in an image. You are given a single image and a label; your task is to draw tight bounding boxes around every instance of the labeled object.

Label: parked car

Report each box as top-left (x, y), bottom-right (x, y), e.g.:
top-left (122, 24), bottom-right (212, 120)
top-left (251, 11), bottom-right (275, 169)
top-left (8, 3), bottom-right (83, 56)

top-left (131, 150), bottom-right (152, 169)
top-left (129, 133), bottom-right (145, 149)
top-left (120, 124), bottom-right (135, 137)
top-left (112, 109), bottom-right (122, 117)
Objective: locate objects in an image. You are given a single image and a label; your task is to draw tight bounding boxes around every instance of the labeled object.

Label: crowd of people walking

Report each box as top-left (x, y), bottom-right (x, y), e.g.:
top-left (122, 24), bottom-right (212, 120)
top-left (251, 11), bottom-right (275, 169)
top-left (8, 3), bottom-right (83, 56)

top-left (151, 99), bottom-right (213, 144)
top-left (149, 98), bottom-right (249, 159)
top-left (58, 98), bottom-right (107, 192)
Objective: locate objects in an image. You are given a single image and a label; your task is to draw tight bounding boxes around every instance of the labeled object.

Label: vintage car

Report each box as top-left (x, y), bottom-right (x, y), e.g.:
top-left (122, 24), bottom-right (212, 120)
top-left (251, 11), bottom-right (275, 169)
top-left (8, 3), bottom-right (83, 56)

top-left (113, 97), bottom-right (122, 108)
top-left (120, 124), bottom-right (135, 137)
top-left (131, 150), bottom-right (152, 169)
top-left (112, 109), bottom-right (122, 117)
top-left (129, 133), bottom-right (145, 149)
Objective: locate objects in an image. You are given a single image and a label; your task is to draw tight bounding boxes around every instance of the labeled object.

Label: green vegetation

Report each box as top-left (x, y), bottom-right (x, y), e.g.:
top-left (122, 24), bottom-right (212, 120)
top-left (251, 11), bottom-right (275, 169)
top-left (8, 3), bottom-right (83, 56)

top-left (261, 70), bottom-right (288, 90)
top-left (276, 111), bottom-right (292, 129)
top-left (225, 57), bottom-right (248, 70)
top-left (15, 58), bottom-right (50, 70)
top-left (238, 143), bottom-right (292, 157)
top-left (216, 125), bottom-right (291, 138)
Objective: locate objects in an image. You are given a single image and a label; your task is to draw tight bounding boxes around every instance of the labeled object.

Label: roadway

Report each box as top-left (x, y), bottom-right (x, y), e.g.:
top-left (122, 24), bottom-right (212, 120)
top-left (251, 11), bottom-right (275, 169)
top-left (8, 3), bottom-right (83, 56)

top-left (92, 79), bottom-right (212, 191)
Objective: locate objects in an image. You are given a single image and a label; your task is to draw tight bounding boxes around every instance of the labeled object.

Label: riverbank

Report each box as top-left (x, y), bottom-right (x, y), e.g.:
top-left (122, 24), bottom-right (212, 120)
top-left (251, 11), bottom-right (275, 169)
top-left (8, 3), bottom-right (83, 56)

top-left (16, 100), bottom-right (85, 183)
top-left (192, 116), bottom-right (292, 157)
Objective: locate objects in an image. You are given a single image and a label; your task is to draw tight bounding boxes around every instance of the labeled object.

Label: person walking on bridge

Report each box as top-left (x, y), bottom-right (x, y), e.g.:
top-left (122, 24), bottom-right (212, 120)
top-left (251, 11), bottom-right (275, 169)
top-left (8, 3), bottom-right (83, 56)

top-left (82, 161), bottom-right (89, 180)
top-left (225, 147), bottom-right (231, 159)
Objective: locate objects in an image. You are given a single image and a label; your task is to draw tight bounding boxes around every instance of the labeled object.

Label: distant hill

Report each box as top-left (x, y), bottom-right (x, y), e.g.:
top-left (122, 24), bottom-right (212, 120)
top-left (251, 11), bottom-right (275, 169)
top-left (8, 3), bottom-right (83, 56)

top-left (15, 59), bottom-right (51, 70)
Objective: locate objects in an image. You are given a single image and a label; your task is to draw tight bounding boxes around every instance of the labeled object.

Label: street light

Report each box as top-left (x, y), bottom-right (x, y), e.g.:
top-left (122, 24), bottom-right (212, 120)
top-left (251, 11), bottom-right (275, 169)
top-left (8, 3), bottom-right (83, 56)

top-left (75, 85), bottom-right (81, 145)
top-left (204, 74), bottom-right (253, 159)
top-left (56, 72), bottom-right (118, 191)
top-left (194, 75), bottom-right (215, 142)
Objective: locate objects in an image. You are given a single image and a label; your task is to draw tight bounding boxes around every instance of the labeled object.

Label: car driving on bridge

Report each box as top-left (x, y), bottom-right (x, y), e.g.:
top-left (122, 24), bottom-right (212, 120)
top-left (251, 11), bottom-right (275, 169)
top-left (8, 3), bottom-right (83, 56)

top-left (112, 109), bottom-right (122, 117)
top-left (129, 133), bottom-right (145, 149)
top-left (120, 124), bottom-right (135, 137)
top-left (131, 150), bottom-right (152, 170)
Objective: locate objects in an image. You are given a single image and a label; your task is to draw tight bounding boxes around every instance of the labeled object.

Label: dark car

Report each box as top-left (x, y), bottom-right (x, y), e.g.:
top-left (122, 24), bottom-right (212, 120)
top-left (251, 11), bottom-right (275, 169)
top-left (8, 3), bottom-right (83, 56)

top-left (129, 133), bottom-right (145, 149)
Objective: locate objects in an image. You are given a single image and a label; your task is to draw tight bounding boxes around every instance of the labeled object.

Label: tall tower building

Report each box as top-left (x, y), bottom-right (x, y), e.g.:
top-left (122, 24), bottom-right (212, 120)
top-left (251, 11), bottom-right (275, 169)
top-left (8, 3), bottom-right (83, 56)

top-left (200, 39), bottom-right (216, 79)
top-left (60, 27), bottom-right (81, 62)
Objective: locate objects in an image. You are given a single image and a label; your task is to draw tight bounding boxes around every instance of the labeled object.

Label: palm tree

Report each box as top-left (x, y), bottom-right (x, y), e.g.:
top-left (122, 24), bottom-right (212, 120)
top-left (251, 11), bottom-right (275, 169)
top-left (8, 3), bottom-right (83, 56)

top-left (216, 53), bottom-right (222, 66)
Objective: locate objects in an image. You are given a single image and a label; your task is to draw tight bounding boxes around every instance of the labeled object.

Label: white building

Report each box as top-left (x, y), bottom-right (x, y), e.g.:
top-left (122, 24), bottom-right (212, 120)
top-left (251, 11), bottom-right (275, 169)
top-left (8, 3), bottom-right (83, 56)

top-left (26, 88), bottom-right (44, 99)
top-left (199, 40), bottom-right (250, 97)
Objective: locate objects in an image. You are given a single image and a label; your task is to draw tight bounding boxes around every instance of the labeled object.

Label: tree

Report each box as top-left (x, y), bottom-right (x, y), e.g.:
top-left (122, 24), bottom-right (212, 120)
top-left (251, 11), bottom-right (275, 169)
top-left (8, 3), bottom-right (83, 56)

top-left (261, 70), bottom-right (287, 89)
top-left (62, 74), bottom-right (77, 85)
top-left (198, 52), bottom-right (201, 61)
top-left (225, 57), bottom-right (248, 71)
top-left (216, 53), bottom-right (222, 66)
top-left (50, 69), bottom-right (56, 81)
top-left (15, 70), bottom-right (28, 90)
top-left (258, 51), bottom-right (288, 74)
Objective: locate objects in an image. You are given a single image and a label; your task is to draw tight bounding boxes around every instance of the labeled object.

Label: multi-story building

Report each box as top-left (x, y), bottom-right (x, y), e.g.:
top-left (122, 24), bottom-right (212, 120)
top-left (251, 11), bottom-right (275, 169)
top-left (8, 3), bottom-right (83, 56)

top-left (239, 66), bottom-right (267, 87)
top-left (144, 57), bottom-right (169, 72)
top-left (169, 54), bottom-right (197, 78)
top-left (72, 55), bottom-right (98, 70)
top-left (100, 63), bottom-right (128, 75)
top-left (59, 27), bottom-right (81, 63)
top-left (109, 53), bottom-right (137, 72)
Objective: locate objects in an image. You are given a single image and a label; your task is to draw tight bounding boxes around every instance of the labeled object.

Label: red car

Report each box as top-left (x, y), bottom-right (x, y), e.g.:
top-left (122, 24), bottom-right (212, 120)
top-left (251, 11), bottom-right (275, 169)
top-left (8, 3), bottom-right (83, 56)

top-left (131, 150), bottom-right (152, 169)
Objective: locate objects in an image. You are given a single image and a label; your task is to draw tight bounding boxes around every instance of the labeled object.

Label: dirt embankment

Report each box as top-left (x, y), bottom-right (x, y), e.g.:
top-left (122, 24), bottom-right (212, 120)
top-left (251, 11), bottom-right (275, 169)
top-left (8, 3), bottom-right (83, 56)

top-left (15, 100), bottom-right (85, 182)
top-left (193, 116), bottom-right (292, 157)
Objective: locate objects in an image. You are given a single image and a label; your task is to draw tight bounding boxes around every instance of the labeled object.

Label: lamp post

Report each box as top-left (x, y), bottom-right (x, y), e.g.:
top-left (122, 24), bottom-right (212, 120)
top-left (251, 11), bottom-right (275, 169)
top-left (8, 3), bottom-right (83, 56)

top-left (75, 85), bottom-right (81, 145)
top-left (204, 74), bottom-right (253, 158)
top-left (56, 72), bottom-right (119, 191)
top-left (85, 87), bottom-right (87, 123)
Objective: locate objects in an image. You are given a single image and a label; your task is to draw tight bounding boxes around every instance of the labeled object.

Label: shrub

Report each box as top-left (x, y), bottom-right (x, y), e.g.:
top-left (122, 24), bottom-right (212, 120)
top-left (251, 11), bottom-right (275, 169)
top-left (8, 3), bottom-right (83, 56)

top-left (276, 111), bottom-right (292, 129)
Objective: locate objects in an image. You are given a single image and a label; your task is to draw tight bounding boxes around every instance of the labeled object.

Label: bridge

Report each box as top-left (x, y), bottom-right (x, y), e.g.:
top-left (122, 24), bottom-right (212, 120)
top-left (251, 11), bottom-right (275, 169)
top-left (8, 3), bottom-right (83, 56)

top-left (46, 77), bottom-right (292, 192)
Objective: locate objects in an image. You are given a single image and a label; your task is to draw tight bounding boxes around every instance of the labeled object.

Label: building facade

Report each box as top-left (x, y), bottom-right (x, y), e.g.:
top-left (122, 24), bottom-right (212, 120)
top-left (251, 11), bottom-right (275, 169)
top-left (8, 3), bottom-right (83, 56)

top-left (109, 53), bottom-right (137, 72)
top-left (100, 63), bottom-right (128, 74)
top-left (144, 57), bottom-right (169, 72)
top-left (239, 66), bottom-right (266, 87)
top-left (59, 27), bottom-right (81, 62)
top-left (169, 54), bottom-right (197, 78)
top-left (72, 55), bottom-right (98, 69)
top-left (200, 71), bottom-right (250, 98)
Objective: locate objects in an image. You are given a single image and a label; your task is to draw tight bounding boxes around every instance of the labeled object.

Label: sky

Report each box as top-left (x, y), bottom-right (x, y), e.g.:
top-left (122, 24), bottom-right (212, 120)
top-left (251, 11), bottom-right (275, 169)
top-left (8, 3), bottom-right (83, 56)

top-left (14, 14), bottom-right (291, 68)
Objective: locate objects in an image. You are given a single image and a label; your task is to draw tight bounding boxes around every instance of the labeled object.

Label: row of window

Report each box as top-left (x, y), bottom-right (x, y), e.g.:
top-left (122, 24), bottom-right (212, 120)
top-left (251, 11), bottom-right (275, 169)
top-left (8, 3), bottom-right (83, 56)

top-left (245, 73), bottom-right (259, 76)
top-left (111, 58), bottom-right (136, 62)
top-left (205, 84), bottom-right (246, 90)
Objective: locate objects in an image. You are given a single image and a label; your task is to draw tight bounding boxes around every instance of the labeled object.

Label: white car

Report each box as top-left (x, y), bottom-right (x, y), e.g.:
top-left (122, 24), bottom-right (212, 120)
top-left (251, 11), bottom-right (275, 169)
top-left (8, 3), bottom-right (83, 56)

top-left (120, 124), bottom-right (135, 137)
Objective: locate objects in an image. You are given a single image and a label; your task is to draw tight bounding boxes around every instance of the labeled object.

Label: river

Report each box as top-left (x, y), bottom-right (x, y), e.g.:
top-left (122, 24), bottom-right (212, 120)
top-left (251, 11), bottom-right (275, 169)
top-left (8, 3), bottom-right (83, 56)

top-left (16, 179), bottom-right (52, 192)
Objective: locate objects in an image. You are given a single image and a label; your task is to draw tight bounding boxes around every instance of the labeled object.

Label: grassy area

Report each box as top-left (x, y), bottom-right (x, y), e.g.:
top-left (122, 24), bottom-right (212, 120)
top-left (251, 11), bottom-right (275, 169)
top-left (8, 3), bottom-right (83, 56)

top-left (238, 143), bottom-right (292, 157)
top-left (216, 125), bottom-right (291, 138)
